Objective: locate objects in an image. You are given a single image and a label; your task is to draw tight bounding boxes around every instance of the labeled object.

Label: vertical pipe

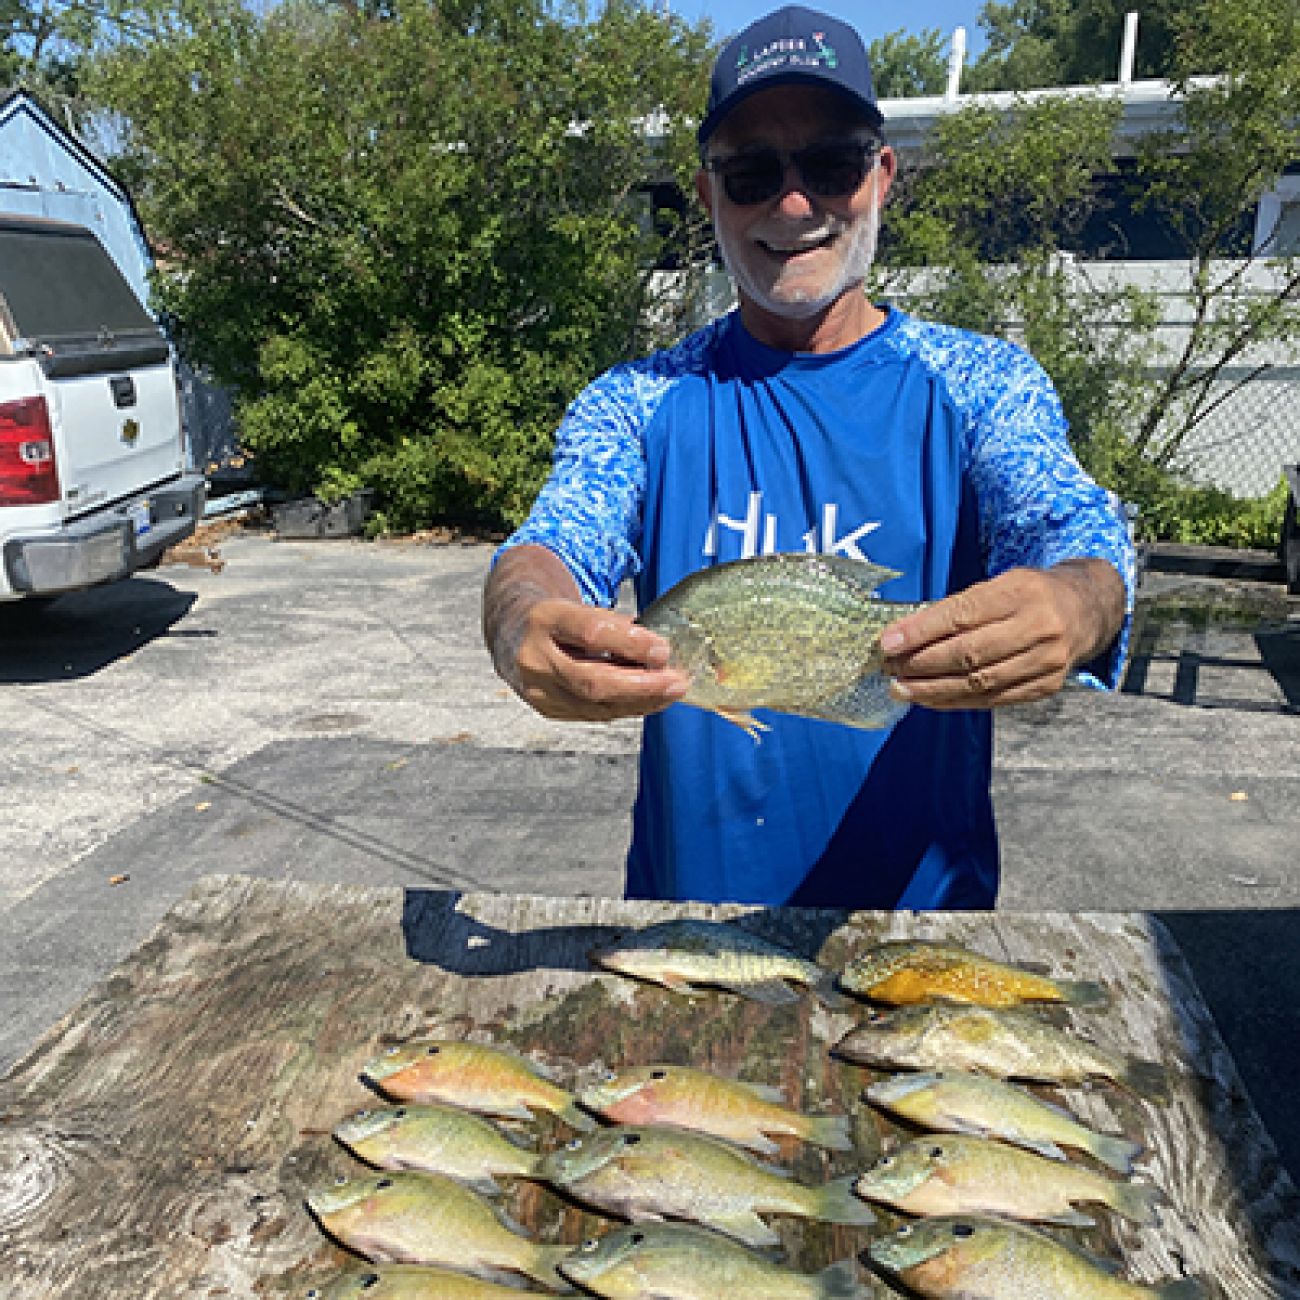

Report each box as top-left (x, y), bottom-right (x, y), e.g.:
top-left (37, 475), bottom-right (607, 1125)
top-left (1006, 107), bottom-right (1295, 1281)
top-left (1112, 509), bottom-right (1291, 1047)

top-left (946, 26), bottom-right (967, 101)
top-left (1119, 11), bottom-right (1139, 84)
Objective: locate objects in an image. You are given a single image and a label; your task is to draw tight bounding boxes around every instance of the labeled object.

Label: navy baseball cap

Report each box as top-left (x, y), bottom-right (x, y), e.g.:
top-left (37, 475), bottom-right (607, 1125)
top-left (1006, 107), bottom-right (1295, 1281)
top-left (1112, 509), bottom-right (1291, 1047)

top-left (697, 5), bottom-right (885, 148)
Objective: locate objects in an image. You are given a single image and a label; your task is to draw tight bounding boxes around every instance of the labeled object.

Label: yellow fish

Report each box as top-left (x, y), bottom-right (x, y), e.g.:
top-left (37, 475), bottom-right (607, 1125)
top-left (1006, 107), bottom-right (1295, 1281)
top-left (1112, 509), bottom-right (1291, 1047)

top-left (840, 940), bottom-right (1107, 1008)
top-left (360, 1039), bottom-right (594, 1131)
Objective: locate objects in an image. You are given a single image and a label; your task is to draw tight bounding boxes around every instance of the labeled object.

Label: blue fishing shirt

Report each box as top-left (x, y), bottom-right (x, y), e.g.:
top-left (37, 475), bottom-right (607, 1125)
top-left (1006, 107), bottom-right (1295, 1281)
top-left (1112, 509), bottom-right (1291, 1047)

top-left (498, 308), bottom-right (1135, 910)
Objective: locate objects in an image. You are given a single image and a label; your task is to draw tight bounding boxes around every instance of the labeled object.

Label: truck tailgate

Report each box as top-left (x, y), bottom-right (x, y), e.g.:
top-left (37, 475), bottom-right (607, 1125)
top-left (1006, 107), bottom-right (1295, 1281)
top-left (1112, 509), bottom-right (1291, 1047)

top-left (51, 360), bottom-right (184, 517)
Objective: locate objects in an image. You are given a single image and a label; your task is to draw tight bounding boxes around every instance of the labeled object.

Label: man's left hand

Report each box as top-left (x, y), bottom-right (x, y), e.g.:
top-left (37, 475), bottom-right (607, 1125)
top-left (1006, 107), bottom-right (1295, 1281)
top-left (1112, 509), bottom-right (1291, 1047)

top-left (879, 560), bottom-right (1126, 710)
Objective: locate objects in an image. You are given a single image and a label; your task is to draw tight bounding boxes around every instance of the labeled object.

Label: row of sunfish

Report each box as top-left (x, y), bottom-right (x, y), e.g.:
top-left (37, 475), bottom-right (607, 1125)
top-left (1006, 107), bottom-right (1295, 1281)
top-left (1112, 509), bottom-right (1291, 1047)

top-left (298, 923), bottom-right (1205, 1299)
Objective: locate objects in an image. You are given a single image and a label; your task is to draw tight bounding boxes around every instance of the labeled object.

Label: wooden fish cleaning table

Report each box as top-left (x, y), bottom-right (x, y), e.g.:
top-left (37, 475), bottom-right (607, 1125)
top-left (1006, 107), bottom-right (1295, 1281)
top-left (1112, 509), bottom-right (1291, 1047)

top-left (1, 874), bottom-right (1298, 1299)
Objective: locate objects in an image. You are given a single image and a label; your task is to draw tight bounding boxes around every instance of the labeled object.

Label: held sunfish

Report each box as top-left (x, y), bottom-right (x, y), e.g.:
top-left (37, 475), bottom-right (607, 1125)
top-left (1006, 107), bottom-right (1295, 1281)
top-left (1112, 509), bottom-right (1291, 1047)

top-left (636, 552), bottom-right (922, 738)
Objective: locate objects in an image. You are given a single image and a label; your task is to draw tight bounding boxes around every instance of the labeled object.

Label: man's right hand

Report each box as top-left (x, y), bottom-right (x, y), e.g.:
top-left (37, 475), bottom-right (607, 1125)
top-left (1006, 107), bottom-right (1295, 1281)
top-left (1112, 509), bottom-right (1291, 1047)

top-left (482, 545), bottom-right (691, 723)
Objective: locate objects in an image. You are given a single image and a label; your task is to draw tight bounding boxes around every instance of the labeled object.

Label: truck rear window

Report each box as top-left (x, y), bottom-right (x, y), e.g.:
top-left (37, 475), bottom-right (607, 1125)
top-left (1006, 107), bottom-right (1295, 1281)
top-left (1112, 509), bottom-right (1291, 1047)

top-left (0, 219), bottom-right (160, 346)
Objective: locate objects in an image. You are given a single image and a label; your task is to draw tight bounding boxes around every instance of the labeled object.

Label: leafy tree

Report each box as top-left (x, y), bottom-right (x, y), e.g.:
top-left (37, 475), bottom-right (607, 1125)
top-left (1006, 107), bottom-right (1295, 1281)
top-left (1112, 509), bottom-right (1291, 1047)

top-left (877, 0), bottom-right (1299, 537)
top-left (868, 28), bottom-right (947, 99)
top-left (88, 0), bottom-right (714, 529)
top-left (967, 0), bottom-right (1185, 91)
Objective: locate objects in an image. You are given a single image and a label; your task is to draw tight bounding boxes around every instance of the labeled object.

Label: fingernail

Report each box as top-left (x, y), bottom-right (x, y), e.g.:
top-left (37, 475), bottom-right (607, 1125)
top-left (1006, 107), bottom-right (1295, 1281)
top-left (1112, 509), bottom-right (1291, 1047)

top-left (881, 629), bottom-right (905, 654)
top-left (889, 680), bottom-right (912, 701)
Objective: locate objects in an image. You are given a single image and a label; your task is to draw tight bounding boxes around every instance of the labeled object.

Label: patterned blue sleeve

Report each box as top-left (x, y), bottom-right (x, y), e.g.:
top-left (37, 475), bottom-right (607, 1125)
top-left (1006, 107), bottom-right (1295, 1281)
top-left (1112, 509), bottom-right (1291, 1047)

top-left (495, 363), bottom-right (650, 608)
top-left (917, 325), bottom-right (1136, 689)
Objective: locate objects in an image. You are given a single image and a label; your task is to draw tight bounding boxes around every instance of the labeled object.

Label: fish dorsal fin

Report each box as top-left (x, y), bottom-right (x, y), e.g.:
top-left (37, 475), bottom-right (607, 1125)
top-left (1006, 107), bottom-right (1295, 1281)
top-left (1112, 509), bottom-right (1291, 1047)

top-left (816, 553), bottom-right (902, 596)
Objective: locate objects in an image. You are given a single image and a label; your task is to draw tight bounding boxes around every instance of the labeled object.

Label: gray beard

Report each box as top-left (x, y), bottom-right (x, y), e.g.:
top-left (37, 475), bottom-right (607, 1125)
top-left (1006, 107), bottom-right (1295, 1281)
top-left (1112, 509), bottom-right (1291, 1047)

top-left (715, 198), bottom-right (881, 320)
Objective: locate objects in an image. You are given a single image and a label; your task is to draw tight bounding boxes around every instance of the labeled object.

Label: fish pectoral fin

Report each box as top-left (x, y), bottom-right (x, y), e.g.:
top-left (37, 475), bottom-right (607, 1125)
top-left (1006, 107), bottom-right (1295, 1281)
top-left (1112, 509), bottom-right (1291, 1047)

top-left (1044, 1207), bottom-right (1098, 1228)
top-left (708, 1210), bottom-right (782, 1248)
top-left (492, 1102), bottom-right (539, 1122)
top-left (712, 707), bottom-right (769, 740)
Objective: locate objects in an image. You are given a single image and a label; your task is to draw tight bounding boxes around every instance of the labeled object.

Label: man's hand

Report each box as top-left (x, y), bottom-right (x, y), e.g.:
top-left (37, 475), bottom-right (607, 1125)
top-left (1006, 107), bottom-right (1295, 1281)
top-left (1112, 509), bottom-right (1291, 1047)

top-left (879, 559), bottom-right (1126, 711)
top-left (483, 545), bottom-right (691, 723)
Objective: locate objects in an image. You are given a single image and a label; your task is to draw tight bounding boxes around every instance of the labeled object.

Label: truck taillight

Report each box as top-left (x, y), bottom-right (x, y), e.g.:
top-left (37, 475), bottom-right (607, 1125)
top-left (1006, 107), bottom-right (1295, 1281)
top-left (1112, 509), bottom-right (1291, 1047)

top-left (0, 395), bottom-right (60, 505)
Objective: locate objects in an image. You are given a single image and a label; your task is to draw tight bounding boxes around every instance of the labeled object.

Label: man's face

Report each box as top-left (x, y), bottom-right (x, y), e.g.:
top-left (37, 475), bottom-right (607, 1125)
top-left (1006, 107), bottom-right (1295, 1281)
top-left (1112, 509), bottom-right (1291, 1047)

top-left (695, 85), bottom-right (895, 323)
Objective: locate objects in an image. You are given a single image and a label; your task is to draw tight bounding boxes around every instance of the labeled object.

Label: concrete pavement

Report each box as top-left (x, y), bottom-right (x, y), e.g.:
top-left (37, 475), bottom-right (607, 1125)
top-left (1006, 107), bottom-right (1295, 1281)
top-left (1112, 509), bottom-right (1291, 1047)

top-left (1, 526), bottom-right (1297, 1185)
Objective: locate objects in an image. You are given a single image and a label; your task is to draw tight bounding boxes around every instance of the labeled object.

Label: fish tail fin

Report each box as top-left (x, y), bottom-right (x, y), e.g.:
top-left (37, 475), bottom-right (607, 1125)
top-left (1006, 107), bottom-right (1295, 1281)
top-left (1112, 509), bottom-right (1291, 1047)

top-left (812, 1174), bottom-right (877, 1228)
top-left (814, 1259), bottom-right (875, 1298)
top-left (527, 1244), bottom-right (578, 1291)
top-left (1087, 1131), bottom-right (1145, 1175)
top-left (1120, 1058), bottom-right (1171, 1101)
top-left (1110, 1178), bottom-right (1167, 1226)
top-left (1154, 1281), bottom-right (1208, 1300)
top-left (803, 1111), bottom-right (855, 1153)
top-left (1058, 979), bottom-right (1110, 1007)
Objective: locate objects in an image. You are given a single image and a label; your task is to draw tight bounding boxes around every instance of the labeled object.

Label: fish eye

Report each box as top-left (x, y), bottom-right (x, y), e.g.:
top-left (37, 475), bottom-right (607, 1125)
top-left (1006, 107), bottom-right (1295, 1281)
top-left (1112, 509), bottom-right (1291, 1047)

top-left (929, 1146), bottom-right (945, 1158)
top-left (306, 1291), bottom-right (320, 1298)
top-left (360, 1276), bottom-right (382, 1290)
top-left (952, 1224), bottom-right (975, 1239)
top-left (333, 1176), bottom-right (348, 1186)
top-left (375, 1178), bottom-right (393, 1190)
top-left (384, 1046), bottom-right (399, 1056)
top-left (622, 1133), bottom-right (643, 1146)
top-left (602, 1070), bottom-right (617, 1082)
top-left (630, 1231), bottom-right (645, 1244)
top-left (426, 1044), bottom-right (441, 1056)
top-left (877, 1155), bottom-right (893, 1167)
top-left (896, 1224), bottom-right (913, 1238)
top-left (649, 1069), bottom-right (667, 1080)
top-left (580, 1237), bottom-right (600, 1252)
top-left (392, 1108), bottom-right (406, 1119)
top-left (565, 1138), bottom-right (584, 1151)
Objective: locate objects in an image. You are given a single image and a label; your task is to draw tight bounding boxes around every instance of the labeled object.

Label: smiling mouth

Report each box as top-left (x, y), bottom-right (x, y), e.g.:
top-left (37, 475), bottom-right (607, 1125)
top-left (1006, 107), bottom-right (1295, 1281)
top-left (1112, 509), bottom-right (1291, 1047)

top-left (759, 232), bottom-right (835, 256)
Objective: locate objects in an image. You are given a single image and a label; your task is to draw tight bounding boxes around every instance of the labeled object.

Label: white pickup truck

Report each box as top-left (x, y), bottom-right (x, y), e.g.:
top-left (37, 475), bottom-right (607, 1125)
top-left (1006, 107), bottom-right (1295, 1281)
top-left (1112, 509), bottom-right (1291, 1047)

top-left (0, 213), bottom-right (204, 601)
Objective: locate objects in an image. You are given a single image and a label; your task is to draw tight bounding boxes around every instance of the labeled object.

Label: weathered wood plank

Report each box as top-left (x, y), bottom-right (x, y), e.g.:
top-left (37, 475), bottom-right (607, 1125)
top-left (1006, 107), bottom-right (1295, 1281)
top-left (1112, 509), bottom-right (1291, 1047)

top-left (0, 875), bottom-right (1296, 1299)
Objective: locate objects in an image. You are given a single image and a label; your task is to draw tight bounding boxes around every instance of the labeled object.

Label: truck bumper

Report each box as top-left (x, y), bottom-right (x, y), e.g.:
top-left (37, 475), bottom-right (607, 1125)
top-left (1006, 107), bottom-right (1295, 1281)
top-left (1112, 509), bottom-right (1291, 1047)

top-left (2, 474), bottom-right (207, 597)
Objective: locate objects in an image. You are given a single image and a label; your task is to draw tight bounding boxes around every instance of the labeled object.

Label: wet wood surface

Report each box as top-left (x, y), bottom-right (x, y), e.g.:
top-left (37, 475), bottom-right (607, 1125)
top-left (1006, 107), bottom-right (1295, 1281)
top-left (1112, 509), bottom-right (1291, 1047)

top-left (1, 874), bottom-right (1298, 1298)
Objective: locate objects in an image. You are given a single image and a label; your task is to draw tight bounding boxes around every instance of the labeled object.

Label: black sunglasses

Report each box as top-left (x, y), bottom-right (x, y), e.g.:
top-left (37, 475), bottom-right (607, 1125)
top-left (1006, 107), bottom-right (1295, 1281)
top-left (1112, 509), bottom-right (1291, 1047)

top-left (704, 140), bottom-right (881, 207)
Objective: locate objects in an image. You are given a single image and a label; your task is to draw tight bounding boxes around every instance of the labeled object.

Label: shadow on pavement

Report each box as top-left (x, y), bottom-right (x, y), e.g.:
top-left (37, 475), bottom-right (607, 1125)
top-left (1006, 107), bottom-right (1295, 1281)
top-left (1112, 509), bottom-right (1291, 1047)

top-left (0, 577), bottom-right (200, 683)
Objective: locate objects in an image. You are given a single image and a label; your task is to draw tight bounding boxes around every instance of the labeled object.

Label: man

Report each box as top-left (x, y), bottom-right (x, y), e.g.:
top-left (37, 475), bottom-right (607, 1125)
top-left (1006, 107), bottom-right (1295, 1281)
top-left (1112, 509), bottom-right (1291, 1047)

top-left (482, 4), bottom-right (1133, 910)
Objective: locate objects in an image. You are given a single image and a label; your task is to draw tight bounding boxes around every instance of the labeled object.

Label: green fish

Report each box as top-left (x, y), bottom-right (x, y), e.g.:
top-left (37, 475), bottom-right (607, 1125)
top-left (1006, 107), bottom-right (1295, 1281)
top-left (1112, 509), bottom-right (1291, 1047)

top-left (868, 1214), bottom-right (1206, 1299)
top-left (636, 552), bottom-right (921, 738)
top-left (865, 1070), bottom-right (1143, 1174)
top-left (333, 1103), bottom-right (542, 1194)
top-left (559, 1221), bottom-right (873, 1297)
top-left (853, 1132), bottom-right (1164, 1228)
top-left (537, 1123), bottom-right (875, 1248)
top-left (304, 1265), bottom-right (553, 1297)
top-left (305, 1170), bottom-right (570, 1290)
top-left (589, 918), bottom-right (841, 1007)
top-left (578, 1063), bottom-right (853, 1158)
top-left (833, 1004), bottom-right (1168, 1099)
